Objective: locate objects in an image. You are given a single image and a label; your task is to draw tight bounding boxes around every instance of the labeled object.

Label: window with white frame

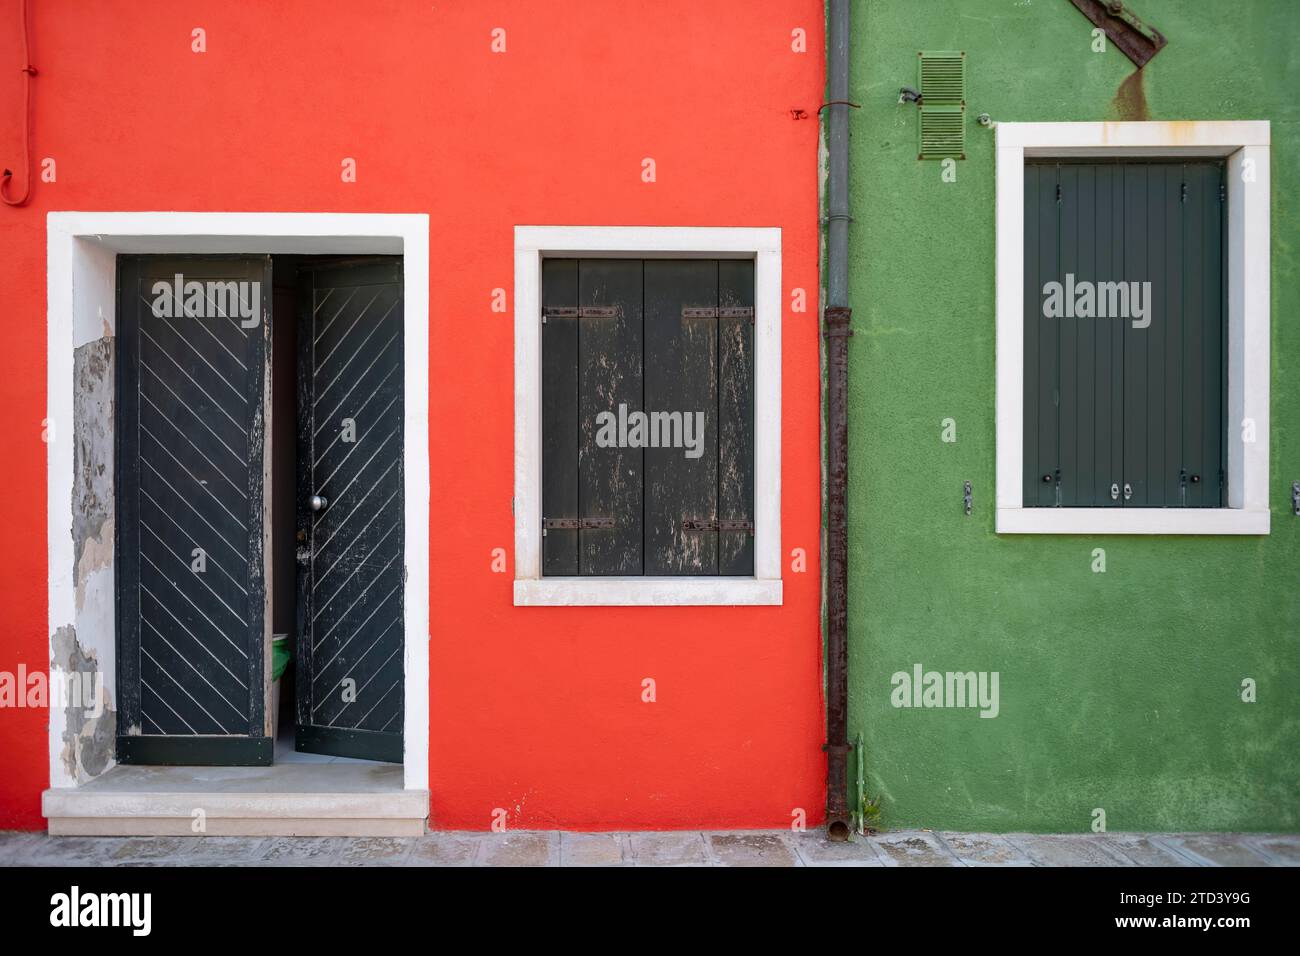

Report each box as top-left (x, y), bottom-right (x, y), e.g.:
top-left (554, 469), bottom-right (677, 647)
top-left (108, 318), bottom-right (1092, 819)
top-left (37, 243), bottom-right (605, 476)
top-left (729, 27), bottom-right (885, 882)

top-left (513, 227), bottom-right (783, 606)
top-left (994, 122), bottom-right (1271, 536)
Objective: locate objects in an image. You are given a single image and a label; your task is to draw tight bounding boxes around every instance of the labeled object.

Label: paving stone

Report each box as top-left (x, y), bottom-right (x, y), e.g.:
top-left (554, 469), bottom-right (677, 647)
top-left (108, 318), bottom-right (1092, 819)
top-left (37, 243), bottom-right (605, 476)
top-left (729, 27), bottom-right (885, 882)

top-left (707, 833), bottom-right (798, 867)
top-left (872, 830), bottom-right (961, 866)
top-left (3, 828), bottom-right (1281, 868)
top-left (185, 837), bottom-right (270, 862)
top-left (1161, 834), bottom-right (1269, 867)
top-left (1246, 835), bottom-right (1300, 865)
top-left (630, 832), bottom-right (709, 866)
top-left (256, 837), bottom-right (356, 865)
top-left (791, 832), bottom-right (884, 866)
top-left (408, 833), bottom-right (481, 866)
top-left (476, 831), bottom-right (558, 867)
top-left (560, 832), bottom-right (625, 867)
top-left (21, 835), bottom-right (123, 866)
top-left (939, 832), bottom-right (1034, 866)
top-left (1100, 834), bottom-right (1194, 867)
top-left (338, 837), bottom-right (415, 864)
top-left (108, 836), bottom-right (198, 862)
top-left (1005, 834), bottom-right (1129, 867)
top-left (0, 832), bottom-right (46, 864)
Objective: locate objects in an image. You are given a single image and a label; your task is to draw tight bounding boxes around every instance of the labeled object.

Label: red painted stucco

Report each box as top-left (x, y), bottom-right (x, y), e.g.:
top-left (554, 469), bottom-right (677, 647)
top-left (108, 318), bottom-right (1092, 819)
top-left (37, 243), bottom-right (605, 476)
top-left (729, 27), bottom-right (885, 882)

top-left (0, 0), bottom-right (824, 830)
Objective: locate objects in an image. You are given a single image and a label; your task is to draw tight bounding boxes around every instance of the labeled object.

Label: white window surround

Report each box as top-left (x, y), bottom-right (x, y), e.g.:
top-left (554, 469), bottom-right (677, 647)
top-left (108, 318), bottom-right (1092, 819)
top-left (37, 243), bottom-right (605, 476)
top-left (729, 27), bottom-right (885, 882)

top-left (513, 225), bottom-right (783, 605)
top-left (46, 212), bottom-right (430, 793)
top-left (995, 121), bottom-right (1271, 535)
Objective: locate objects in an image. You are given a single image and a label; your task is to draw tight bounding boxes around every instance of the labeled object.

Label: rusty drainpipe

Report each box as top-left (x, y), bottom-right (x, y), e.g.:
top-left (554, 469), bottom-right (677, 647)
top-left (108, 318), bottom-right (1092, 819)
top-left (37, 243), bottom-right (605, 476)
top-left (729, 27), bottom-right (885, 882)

top-left (823, 0), bottom-right (853, 841)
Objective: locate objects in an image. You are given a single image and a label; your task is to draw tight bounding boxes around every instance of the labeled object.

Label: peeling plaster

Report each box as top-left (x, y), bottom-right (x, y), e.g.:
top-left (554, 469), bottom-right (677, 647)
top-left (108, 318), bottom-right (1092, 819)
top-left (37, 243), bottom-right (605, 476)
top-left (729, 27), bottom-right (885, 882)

top-left (50, 624), bottom-right (115, 781)
top-left (59, 333), bottom-right (117, 782)
top-left (72, 337), bottom-right (113, 582)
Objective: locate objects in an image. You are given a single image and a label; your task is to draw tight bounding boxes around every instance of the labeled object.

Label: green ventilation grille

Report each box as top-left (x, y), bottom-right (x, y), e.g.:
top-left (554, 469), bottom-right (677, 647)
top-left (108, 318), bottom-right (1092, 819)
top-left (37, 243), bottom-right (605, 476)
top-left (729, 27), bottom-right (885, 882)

top-left (918, 50), bottom-right (966, 160)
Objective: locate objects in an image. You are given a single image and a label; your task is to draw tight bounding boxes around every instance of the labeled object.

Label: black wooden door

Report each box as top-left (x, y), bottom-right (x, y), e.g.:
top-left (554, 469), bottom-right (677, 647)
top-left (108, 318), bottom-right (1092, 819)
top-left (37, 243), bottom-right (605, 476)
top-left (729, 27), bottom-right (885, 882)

top-left (116, 255), bottom-right (272, 765)
top-left (295, 259), bottom-right (404, 763)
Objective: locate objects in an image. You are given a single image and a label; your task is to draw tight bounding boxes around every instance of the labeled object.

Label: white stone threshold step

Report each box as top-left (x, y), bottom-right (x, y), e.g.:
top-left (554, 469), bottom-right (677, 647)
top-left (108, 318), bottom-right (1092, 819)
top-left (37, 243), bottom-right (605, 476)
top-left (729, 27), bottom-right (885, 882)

top-left (42, 764), bottom-right (429, 837)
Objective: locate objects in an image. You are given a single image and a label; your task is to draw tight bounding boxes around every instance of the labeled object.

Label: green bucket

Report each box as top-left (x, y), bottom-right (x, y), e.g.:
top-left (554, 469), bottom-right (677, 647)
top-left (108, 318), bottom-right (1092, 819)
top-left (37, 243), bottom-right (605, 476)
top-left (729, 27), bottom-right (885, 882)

top-left (271, 634), bottom-right (291, 682)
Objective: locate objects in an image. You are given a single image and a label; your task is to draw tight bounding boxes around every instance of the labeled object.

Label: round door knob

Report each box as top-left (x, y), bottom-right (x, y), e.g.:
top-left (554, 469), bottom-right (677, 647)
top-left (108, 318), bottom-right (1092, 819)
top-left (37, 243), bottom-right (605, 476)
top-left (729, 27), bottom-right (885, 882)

top-left (309, 495), bottom-right (328, 512)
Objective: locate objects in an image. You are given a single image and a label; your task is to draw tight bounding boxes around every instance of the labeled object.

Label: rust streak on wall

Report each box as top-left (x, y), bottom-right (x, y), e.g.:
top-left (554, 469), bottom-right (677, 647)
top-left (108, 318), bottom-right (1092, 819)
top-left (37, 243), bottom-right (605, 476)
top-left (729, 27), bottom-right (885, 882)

top-left (1112, 69), bottom-right (1149, 121)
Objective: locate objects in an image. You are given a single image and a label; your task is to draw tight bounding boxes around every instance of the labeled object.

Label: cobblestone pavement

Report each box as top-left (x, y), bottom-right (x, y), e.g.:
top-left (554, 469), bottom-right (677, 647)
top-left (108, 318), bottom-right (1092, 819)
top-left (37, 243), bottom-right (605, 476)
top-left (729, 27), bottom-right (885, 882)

top-left (0, 830), bottom-right (1295, 867)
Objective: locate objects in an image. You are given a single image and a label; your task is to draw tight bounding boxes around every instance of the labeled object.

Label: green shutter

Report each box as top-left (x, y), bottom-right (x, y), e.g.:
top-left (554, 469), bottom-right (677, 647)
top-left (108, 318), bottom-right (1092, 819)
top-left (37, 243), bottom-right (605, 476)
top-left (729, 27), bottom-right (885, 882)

top-left (918, 50), bottom-right (965, 160)
top-left (1024, 161), bottom-right (1226, 509)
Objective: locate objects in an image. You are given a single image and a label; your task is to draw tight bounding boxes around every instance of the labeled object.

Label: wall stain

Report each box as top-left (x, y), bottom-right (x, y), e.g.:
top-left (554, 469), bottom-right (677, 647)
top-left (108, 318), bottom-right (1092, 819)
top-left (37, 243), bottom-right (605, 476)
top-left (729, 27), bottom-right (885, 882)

top-left (1112, 69), bottom-right (1149, 121)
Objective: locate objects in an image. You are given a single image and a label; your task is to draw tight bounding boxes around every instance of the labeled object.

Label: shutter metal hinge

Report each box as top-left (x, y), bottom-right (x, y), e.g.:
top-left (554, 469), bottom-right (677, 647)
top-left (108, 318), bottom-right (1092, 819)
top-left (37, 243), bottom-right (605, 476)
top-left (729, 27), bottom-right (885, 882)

top-left (1180, 182), bottom-right (1188, 203)
top-left (1055, 183), bottom-right (1062, 203)
top-left (1220, 182), bottom-right (1226, 202)
top-left (542, 517), bottom-right (615, 536)
top-left (542, 306), bottom-right (619, 324)
top-left (682, 518), bottom-right (754, 535)
top-left (1292, 480), bottom-right (1300, 516)
top-left (682, 306), bottom-right (754, 323)
top-left (1179, 467), bottom-right (1187, 505)
top-left (963, 480), bottom-right (972, 516)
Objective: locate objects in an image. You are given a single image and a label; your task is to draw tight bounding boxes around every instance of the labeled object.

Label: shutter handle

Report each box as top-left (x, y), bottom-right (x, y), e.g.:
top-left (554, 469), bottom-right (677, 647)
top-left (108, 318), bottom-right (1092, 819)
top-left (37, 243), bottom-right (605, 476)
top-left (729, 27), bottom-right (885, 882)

top-left (1041, 474), bottom-right (1053, 483)
top-left (309, 495), bottom-right (328, 512)
top-left (1123, 483), bottom-right (1133, 501)
top-left (1110, 483), bottom-right (1120, 501)
top-left (1190, 474), bottom-right (1200, 484)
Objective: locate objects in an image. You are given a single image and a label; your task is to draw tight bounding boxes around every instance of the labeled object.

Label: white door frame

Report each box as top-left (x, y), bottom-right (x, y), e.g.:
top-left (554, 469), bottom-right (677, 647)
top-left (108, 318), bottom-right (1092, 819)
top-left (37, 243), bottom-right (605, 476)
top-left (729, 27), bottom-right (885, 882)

top-left (46, 212), bottom-right (430, 791)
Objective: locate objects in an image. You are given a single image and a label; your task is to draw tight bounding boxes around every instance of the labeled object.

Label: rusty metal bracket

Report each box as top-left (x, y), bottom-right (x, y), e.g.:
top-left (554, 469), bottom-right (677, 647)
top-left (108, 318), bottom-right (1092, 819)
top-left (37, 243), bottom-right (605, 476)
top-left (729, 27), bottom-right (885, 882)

top-left (1292, 480), bottom-right (1299, 516)
top-left (682, 518), bottom-right (754, 534)
top-left (542, 517), bottom-right (615, 536)
top-left (682, 306), bottom-right (753, 322)
top-left (542, 306), bottom-right (619, 324)
top-left (1067, 0), bottom-right (1167, 68)
top-left (963, 480), bottom-right (972, 516)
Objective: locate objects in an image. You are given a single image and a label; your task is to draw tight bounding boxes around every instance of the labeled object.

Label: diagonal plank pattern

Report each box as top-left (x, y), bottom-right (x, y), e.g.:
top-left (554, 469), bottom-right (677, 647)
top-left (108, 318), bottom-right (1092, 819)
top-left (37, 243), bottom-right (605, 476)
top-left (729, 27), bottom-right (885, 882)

top-left (298, 260), bottom-right (405, 756)
top-left (118, 258), bottom-right (267, 741)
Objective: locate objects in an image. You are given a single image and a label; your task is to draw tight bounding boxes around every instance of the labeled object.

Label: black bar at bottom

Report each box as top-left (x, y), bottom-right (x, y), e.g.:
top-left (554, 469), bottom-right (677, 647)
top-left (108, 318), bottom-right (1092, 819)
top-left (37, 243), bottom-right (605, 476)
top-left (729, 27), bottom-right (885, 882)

top-left (115, 735), bottom-right (272, 766)
top-left (296, 725), bottom-right (402, 763)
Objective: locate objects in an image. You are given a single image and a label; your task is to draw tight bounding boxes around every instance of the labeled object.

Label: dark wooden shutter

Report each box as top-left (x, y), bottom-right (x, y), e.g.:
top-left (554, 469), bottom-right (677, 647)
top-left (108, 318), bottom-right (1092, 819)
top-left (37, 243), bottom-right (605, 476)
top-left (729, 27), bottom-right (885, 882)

top-left (1123, 162), bottom-right (1226, 507)
top-left (541, 258), bottom-right (755, 575)
top-left (718, 260), bottom-right (756, 575)
top-left (541, 259), bottom-right (580, 575)
top-left (580, 260), bottom-right (645, 574)
top-left (644, 260), bottom-right (718, 575)
top-left (1023, 161), bottom-right (1225, 508)
top-left (116, 255), bottom-right (271, 765)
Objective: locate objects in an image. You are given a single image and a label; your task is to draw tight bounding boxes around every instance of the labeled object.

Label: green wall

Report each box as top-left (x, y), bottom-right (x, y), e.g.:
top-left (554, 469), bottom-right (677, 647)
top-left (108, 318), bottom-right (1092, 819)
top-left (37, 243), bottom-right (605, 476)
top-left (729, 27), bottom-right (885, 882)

top-left (846, 0), bottom-right (1298, 831)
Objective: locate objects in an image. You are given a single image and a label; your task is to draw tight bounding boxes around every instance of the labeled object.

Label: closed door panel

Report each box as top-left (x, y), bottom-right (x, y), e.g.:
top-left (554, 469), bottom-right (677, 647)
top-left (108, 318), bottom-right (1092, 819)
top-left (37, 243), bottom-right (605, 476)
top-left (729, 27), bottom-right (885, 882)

top-left (295, 258), bottom-right (404, 763)
top-left (116, 255), bottom-right (272, 765)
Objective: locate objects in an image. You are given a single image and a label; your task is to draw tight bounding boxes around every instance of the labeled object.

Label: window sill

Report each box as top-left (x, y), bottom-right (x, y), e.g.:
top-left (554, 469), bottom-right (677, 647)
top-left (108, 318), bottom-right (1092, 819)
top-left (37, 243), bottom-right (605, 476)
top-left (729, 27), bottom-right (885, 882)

top-left (513, 577), bottom-right (783, 607)
top-left (996, 508), bottom-right (1270, 536)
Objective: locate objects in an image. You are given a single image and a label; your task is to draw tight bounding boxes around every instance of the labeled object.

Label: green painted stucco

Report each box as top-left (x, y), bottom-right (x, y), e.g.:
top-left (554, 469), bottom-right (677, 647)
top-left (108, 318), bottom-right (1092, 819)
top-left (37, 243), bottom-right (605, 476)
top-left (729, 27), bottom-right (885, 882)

top-left (845, 0), bottom-right (1298, 831)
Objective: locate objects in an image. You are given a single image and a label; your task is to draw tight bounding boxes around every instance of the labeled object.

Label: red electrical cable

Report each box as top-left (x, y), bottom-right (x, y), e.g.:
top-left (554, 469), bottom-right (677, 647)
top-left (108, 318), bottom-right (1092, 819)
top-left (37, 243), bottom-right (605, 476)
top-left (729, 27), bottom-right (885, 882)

top-left (1, 0), bottom-right (35, 207)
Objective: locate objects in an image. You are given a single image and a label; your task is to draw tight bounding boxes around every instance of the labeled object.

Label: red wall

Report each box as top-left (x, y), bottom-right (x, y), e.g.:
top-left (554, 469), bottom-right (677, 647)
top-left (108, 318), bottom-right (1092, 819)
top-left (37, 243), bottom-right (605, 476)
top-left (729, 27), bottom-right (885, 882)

top-left (0, 0), bottom-right (824, 830)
